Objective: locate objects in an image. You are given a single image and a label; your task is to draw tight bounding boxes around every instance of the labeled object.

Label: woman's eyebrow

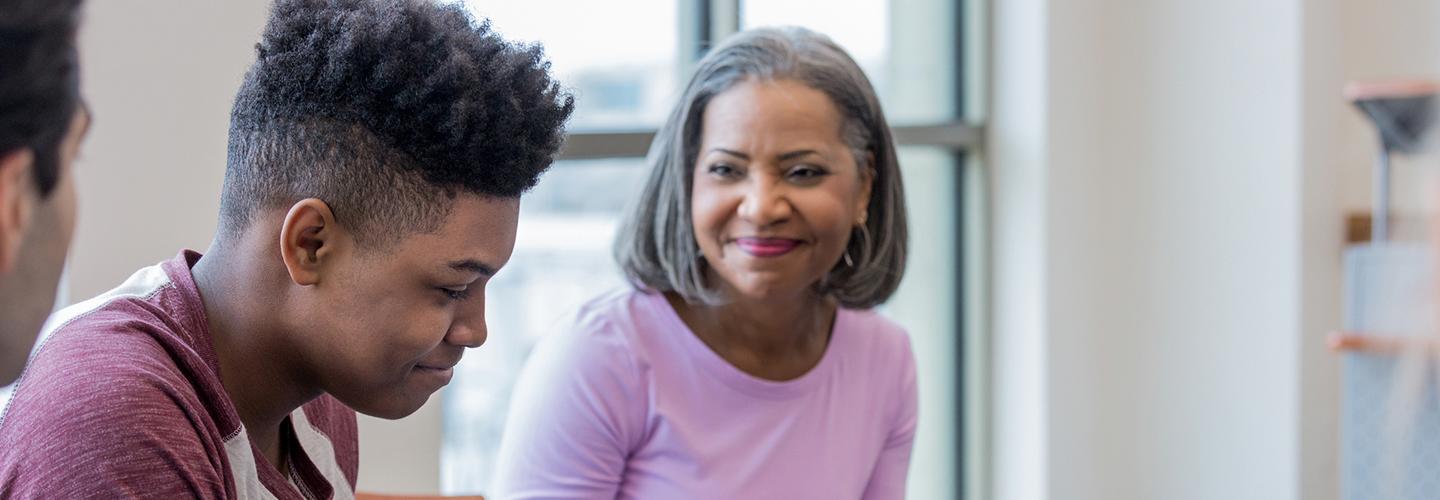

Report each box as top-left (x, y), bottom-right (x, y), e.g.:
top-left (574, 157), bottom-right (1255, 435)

top-left (778, 149), bottom-right (821, 161)
top-left (707, 148), bottom-right (749, 160)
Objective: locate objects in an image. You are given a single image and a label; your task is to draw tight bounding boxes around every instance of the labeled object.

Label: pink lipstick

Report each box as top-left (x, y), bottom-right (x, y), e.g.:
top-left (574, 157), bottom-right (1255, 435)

top-left (735, 237), bottom-right (801, 257)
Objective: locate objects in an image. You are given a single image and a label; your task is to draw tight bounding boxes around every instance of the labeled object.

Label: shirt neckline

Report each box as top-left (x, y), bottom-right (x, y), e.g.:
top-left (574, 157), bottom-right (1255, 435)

top-left (168, 249), bottom-right (333, 500)
top-left (642, 291), bottom-right (849, 400)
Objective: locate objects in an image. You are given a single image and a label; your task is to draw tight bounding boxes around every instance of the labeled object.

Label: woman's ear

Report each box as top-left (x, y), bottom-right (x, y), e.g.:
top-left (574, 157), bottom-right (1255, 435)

top-left (0, 149), bottom-right (36, 275)
top-left (855, 152), bottom-right (876, 223)
top-left (278, 198), bottom-right (343, 286)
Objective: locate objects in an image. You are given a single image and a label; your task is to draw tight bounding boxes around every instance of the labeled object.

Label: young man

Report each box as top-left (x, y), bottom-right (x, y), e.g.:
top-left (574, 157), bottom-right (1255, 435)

top-left (0, 0), bottom-right (89, 386)
top-left (0, 0), bottom-right (573, 497)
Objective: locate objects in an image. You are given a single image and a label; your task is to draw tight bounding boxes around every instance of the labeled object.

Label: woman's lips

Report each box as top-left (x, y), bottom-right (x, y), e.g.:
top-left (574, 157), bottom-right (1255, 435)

top-left (734, 237), bottom-right (802, 257)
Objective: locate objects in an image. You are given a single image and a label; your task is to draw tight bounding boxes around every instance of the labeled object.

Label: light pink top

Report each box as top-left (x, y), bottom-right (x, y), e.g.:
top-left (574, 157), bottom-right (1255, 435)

top-left (494, 289), bottom-right (918, 499)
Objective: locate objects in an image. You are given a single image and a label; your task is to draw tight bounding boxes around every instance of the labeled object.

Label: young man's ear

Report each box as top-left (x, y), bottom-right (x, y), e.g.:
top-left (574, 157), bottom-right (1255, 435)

top-left (278, 198), bottom-right (345, 286)
top-left (0, 149), bottom-right (36, 275)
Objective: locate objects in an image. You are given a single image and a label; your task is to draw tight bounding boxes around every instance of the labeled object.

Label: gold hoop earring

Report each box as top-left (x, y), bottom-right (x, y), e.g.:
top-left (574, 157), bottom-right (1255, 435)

top-left (845, 223), bottom-right (870, 268)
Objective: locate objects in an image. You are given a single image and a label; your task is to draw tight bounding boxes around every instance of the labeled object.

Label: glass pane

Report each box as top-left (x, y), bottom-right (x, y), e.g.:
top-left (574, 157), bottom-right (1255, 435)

top-left (882, 147), bottom-right (959, 500)
top-left (741, 0), bottom-right (957, 124)
top-left (461, 0), bottom-right (681, 130)
top-left (440, 159), bottom-right (648, 494)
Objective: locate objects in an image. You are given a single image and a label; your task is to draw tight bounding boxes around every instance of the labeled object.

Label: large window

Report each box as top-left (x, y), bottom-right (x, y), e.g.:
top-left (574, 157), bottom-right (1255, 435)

top-left (443, 1), bottom-right (980, 498)
top-left (455, 0), bottom-right (680, 129)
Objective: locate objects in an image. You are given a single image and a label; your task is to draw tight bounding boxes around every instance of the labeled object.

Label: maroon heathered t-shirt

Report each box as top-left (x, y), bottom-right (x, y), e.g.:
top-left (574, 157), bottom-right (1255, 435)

top-left (0, 251), bottom-right (359, 499)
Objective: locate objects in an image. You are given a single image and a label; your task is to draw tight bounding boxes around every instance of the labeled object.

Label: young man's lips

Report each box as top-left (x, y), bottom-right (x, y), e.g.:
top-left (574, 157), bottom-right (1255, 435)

top-left (734, 237), bottom-right (802, 257)
top-left (413, 363), bottom-right (455, 387)
top-left (414, 357), bottom-right (460, 375)
top-left (416, 351), bottom-right (464, 372)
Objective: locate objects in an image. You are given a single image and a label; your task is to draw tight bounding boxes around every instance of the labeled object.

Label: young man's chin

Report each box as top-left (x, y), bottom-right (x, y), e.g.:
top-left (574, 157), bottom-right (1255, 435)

top-left (347, 390), bottom-right (438, 420)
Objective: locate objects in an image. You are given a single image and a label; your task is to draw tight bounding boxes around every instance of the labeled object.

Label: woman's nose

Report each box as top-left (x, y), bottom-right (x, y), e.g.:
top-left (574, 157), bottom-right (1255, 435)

top-left (737, 177), bottom-right (793, 226)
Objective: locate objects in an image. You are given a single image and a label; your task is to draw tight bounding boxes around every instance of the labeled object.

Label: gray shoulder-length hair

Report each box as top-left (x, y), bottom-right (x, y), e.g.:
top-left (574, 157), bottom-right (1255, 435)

top-left (614, 26), bottom-right (908, 309)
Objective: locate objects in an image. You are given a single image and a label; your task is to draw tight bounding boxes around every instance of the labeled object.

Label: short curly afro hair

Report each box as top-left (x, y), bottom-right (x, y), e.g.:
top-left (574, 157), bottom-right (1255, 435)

top-left (220, 0), bottom-right (574, 246)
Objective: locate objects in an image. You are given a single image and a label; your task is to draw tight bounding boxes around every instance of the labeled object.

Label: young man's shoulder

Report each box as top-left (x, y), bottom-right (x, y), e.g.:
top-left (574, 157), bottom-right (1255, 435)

top-left (0, 315), bottom-right (220, 431)
top-left (7, 299), bottom-right (207, 411)
top-left (3, 262), bottom-right (214, 424)
top-left (0, 292), bottom-right (227, 442)
top-left (0, 314), bottom-right (232, 497)
top-left (0, 261), bottom-right (237, 496)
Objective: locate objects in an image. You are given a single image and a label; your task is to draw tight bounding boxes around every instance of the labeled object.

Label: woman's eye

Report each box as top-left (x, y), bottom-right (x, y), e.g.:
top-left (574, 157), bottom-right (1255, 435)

top-left (787, 165), bottom-right (829, 180)
top-left (707, 163), bottom-right (741, 178)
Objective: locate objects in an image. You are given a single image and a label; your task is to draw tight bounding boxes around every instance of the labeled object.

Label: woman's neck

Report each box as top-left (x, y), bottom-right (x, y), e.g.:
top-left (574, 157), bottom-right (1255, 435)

top-left (666, 290), bottom-right (837, 381)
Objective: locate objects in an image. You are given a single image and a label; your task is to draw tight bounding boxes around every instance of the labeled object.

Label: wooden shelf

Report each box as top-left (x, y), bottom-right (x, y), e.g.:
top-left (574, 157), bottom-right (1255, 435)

top-left (1329, 331), bottom-right (1440, 355)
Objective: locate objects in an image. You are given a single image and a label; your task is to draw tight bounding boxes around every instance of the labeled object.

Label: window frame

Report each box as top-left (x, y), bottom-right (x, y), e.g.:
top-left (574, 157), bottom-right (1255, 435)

top-left (551, 1), bottom-right (985, 499)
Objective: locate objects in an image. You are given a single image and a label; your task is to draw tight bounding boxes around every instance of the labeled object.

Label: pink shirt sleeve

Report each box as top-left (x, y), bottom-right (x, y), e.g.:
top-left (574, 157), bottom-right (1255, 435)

top-left (492, 314), bottom-right (648, 499)
top-left (860, 334), bottom-right (919, 499)
top-left (0, 331), bottom-right (229, 499)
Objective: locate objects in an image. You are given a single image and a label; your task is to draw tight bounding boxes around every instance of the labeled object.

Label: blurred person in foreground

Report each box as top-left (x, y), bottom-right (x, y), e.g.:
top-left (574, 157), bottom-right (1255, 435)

top-left (0, 0), bottom-right (90, 386)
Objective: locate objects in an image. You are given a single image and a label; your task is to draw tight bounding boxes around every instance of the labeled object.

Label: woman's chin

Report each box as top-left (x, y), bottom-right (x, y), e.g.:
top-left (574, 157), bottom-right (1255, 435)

top-left (729, 280), bottom-right (814, 303)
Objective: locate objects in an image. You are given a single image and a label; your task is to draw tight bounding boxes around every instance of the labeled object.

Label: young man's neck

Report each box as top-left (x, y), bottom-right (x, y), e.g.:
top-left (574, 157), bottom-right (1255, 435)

top-left (191, 237), bottom-right (323, 468)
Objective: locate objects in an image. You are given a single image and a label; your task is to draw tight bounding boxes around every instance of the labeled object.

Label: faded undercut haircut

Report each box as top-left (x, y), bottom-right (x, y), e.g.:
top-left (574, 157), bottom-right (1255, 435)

top-left (615, 27), bottom-right (909, 309)
top-left (220, 0), bottom-right (574, 247)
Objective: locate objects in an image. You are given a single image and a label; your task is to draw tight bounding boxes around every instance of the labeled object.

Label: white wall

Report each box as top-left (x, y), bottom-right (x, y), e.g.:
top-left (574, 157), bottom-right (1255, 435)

top-left (354, 396), bottom-right (445, 494)
top-left (991, 0), bottom-right (1440, 499)
top-left (72, 1), bottom-right (261, 298)
top-left (991, 0), bottom-right (1309, 499)
top-left (73, 2), bottom-right (438, 494)
top-left (1300, 2), bottom-right (1344, 500)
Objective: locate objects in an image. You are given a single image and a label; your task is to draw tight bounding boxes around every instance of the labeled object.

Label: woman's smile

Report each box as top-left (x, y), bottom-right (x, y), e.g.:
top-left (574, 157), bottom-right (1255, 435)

top-left (734, 237), bottom-right (804, 257)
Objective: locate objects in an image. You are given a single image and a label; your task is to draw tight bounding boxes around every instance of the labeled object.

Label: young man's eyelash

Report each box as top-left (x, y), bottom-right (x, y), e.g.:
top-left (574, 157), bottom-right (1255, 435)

top-left (440, 288), bottom-right (472, 301)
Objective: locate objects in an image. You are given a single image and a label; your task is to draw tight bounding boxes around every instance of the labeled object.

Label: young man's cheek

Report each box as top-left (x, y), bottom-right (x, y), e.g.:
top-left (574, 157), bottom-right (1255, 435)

top-left (376, 323), bottom-right (446, 366)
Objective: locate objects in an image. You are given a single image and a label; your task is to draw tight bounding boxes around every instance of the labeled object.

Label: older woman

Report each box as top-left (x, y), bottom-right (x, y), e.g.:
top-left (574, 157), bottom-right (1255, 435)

top-left (494, 27), bottom-right (915, 499)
